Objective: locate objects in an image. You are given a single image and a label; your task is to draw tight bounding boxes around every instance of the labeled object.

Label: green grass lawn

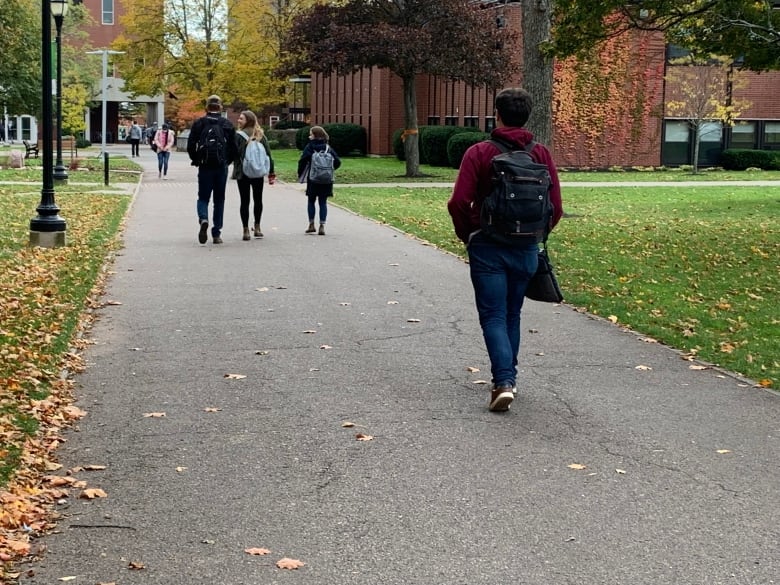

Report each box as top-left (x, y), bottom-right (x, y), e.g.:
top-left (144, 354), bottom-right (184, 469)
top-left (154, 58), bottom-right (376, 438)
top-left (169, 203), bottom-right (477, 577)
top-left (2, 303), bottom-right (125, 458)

top-left (268, 148), bottom-right (780, 184)
top-left (331, 183), bottom-right (779, 389)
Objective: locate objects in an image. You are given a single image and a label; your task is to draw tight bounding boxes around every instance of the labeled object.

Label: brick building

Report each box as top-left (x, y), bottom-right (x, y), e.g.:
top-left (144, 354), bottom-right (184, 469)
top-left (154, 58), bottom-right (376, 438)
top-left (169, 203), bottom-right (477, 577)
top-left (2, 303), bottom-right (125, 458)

top-left (304, 4), bottom-right (780, 168)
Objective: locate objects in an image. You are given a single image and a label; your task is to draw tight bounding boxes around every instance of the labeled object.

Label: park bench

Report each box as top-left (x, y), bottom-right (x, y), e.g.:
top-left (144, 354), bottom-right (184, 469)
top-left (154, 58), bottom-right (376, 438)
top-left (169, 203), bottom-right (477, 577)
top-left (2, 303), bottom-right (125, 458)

top-left (23, 140), bottom-right (39, 159)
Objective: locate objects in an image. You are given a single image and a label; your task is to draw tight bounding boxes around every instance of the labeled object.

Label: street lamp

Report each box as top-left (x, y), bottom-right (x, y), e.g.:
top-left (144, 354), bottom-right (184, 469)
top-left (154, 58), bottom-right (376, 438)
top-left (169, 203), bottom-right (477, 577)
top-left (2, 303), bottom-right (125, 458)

top-left (30, 0), bottom-right (67, 248)
top-left (52, 0), bottom-right (69, 183)
top-left (86, 48), bottom-right (124, 158)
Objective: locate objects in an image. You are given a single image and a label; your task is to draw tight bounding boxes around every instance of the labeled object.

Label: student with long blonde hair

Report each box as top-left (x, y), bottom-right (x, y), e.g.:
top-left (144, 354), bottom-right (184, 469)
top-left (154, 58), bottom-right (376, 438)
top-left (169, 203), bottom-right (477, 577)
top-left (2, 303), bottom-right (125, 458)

top-left (232, 110), bottom-right (275, 240)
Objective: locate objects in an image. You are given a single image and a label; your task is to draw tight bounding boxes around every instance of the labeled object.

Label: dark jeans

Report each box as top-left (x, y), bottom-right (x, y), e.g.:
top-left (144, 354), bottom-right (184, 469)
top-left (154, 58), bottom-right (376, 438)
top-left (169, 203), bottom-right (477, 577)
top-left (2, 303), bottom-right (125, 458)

top-left (129, 139), bottom-right (140, 156)
top-left (196, 165), bottom-right (229, 237)
top-left (237, 176), bottom-right (264, 227)
top-left (467, 234), bottom-right (538, 387)
top-left (307, 194), bottom-right (328, 223)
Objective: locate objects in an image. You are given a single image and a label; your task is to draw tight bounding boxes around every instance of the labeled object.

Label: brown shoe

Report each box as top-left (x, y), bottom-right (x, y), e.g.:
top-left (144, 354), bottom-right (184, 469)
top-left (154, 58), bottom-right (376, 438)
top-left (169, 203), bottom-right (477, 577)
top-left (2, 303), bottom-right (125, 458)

top-left (242, 227), bottom-right (251, 241)
top-left (488, 384), bottom-right (514, 412)
top-left (318, 224), bottom-right (326, 236)
top-left (253, 224), bottom-right (263, 238)
top-left (306, 222), bottom-right (316, 234)
top-left (213, 236), bottom-right (223, 244)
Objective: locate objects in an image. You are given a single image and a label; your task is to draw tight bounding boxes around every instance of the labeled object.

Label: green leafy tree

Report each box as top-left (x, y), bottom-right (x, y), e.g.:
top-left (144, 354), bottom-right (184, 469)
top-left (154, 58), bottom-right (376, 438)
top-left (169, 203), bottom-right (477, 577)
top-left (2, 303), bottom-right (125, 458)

top-left (279, 0), bottom-right (518, 177)
top-left (550, 0), bottom-right (780, 71)
top-left (60, 2), bottom-right (97, 138)
top-left (113, 0), bottom-right (309, 121)
top-left (224, 0), bottom-right (315, 113)
top-left (0, 0), bottom-right (42, 116)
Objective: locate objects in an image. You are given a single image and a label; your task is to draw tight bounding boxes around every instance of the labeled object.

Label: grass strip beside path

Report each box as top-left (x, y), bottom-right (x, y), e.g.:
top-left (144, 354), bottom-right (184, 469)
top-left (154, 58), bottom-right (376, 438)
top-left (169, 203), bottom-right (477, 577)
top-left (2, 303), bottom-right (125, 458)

top-left (333, 184), bottom-right (779, 389)
top-left (0, 189), bottom-right (130, 573)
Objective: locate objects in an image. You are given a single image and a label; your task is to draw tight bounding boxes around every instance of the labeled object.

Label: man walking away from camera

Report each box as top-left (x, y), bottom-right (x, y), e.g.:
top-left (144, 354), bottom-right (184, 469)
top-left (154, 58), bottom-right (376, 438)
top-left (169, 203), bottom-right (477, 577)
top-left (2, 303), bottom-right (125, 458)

top-left (187, 94), bottom-right (237, 244)
top-left (447, 88), bottom-right (563, 412)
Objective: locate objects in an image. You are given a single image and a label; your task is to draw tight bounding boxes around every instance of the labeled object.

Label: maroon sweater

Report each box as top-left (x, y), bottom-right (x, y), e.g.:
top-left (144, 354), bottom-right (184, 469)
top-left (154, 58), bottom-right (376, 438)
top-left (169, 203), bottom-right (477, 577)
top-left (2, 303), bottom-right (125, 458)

top-left (447, 126), bottom-right (563, 244)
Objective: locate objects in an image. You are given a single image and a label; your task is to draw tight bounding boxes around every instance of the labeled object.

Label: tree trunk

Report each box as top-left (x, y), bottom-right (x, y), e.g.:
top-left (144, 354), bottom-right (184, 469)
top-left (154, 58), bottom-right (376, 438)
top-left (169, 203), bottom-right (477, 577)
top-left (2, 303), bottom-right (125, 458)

top-left (521, 0), bottom-right (554, 148)
top-left (402, 74), bottom-right (421, 177)
top-left (691, 123), bottom-right (700, 174)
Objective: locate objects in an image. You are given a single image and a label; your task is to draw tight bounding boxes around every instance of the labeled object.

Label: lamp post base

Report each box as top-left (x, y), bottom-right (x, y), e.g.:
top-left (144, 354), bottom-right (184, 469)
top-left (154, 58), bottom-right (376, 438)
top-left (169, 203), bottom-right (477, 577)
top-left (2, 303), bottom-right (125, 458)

top-left (53, 164), bottom-right (69, 183)
top-left (29, 228), bottom-right (67, 248)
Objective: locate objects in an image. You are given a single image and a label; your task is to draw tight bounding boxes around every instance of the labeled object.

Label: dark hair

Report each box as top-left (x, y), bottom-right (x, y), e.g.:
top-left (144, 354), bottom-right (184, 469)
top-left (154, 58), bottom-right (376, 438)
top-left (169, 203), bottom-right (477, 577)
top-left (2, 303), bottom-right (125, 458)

top-left (495, 88), bottom-right (532, 128)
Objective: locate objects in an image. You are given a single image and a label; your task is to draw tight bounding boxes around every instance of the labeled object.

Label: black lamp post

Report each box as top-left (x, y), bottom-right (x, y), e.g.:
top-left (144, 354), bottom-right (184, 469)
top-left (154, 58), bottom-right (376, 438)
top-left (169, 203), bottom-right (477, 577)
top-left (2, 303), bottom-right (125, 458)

top-left (52, 0), bottom-right (69, 183)
top-left (29, 0), bottom-right (67, 248)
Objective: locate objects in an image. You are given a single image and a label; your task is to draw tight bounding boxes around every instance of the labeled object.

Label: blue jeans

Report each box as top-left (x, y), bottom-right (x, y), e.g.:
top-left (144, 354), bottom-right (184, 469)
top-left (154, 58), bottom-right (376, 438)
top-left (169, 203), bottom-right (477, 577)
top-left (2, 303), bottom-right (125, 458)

top-left (467, 234), bottom-right (538, 387)
top-left (157, 150), bottom-right (171, 175)
top-left (197, 165), bottom-right (228, 237)
top-left (308, 194), bottom-right (328, 223)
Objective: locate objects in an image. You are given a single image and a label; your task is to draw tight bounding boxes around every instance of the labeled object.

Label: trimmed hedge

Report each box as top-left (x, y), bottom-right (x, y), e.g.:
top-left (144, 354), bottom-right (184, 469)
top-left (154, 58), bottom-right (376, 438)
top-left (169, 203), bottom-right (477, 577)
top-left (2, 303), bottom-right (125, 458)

top-left (422, 126), bottom-right (484, 167)
top-left (275, 119), bottom-right (308, 130)
top-left (447, 131), bottom-right (490, 168)
top-left (719, 148), bottom-right (780, 170)
top-left (294, 123), bottom-right (367, 156)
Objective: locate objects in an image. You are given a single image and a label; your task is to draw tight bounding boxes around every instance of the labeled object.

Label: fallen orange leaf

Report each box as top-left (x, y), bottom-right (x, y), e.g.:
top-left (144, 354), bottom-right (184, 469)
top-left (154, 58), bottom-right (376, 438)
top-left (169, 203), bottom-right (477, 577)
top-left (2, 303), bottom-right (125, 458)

top-left (80, 488), bottom-right (107, 499)
top-left (356, 433), bottom-right (373, 441)
top-left (244, 547), bottom-right (271, 556)
top-left (276, 558), bottom-right (305, 570)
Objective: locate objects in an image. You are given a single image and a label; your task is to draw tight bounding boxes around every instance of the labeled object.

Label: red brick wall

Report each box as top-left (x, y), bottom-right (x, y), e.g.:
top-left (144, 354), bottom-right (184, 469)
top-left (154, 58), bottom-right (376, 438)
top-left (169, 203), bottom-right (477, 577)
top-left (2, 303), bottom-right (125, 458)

top-left (81, 0), bottom-right (128, 50)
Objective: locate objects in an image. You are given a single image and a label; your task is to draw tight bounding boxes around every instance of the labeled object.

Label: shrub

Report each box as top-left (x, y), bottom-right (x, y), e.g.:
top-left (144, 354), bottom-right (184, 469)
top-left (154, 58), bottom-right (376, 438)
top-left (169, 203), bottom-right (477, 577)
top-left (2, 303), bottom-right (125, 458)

top-left (719, 148), bottom-right (780, 170)
top-left (447, 131), bottom-right (489, 168)
top-left (266, 129), bottom-right (299, 149)
top-left (275, 119), bottom-right (308, 130)
top-left (294, 123), bottom-right (367, 156)
top-left (75, 136), bottom-right (91, 149)
top-left (322, 123), bottom-right (367, 156)
top-left (295, 126), bottom-right (311, 150)
top-left (423, 126), bottom-right (483, 167)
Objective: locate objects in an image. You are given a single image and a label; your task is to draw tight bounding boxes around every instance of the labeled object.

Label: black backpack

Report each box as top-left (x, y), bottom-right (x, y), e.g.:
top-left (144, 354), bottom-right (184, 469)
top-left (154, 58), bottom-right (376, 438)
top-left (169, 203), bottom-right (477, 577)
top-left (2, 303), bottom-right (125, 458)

top-left (196, 117), bottom-right (227, 167)
top-left (480, 139), bottom-right (553, 245)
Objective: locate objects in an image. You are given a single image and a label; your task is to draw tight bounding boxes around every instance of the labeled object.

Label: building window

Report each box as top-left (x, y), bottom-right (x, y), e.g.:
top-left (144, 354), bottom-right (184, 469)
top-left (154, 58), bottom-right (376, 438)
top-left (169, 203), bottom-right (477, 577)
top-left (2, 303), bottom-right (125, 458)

top-left (102, 0), bottom-right (114, 25)
top-left (765, 121), bottom-right (780, 148)
top-left (485, 117), bottom-right (496, 133)
top-left (730, 121), bottom-right (755, 149)
top-left (665, 44), bottom-right (691, 63)
top-left (444, 116), bottom-right (458, 126)
top-left (463, 116), bottom-right (479, 128)
top-left (427, 116), bottom-right (440, 126)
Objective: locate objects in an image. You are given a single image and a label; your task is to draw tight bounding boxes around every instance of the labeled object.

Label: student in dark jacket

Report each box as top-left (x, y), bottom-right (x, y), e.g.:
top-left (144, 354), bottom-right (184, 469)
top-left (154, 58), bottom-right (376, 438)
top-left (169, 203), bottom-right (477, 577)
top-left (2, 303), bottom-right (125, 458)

top-left (297, 125), bottom-right (341, 235)
top-left (186, 94), bottom-right (237, 245)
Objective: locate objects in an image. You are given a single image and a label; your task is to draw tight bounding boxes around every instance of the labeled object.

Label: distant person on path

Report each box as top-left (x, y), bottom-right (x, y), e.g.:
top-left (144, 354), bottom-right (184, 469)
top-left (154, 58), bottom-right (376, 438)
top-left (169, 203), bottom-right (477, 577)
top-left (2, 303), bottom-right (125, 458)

top-left (154, 123), bottom-right (175, 179)
top-left (145, 123), bottom-right (157, 146)
top-left (232, 110), bottom-right (276, 240)
top-left (297, 126), bottom-right (341, 235)
top-left (187, 94), bottom-right (237, 245)
top-left (128, 122), bottom-right (142, 157)
top-left (447, 87), bottom-right (563, 412)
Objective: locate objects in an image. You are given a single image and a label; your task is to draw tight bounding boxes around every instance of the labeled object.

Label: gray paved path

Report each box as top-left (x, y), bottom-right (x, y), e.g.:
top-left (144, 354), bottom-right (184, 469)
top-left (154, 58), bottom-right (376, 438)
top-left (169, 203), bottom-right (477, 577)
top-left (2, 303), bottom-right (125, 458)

top-left (25, 148), bottom-right (779, 585)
